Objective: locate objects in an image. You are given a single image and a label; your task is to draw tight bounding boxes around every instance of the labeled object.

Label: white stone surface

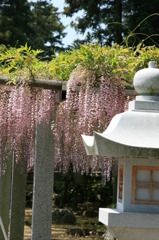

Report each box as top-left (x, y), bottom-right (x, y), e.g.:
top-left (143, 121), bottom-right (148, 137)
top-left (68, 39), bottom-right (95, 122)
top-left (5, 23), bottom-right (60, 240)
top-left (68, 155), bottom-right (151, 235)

top-left (117, 158), bottom-right (159, 213)
top-left (99, 208), bottom-right (159, 240)
top-left (99, 208), bottom-right (159, 228)
top-left (31, 121), bottom-right (54, 240)
top-left (134, 67), bottom-right (159, 95)
top-left (82, 63), bottom-right (159, 240)
top-left (82, 110), bottom-right (159, 157)
top-left (82, 64), bottom-right (159, 158)
top-left (129, 99), bottom-right (159, 111)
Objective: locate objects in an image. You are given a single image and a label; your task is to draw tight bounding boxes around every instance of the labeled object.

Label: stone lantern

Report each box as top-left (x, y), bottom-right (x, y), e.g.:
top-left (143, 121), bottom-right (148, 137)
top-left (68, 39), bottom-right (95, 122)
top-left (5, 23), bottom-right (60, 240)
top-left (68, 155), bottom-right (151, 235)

top-left (82, 61), bottom-right (159, 240)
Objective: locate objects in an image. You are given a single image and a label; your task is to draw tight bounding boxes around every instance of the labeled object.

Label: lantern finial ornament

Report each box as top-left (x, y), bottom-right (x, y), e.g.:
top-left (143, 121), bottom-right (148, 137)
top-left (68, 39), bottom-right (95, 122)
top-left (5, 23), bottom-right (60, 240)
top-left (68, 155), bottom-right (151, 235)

top-left (134, 61), bottom-right (159, 95)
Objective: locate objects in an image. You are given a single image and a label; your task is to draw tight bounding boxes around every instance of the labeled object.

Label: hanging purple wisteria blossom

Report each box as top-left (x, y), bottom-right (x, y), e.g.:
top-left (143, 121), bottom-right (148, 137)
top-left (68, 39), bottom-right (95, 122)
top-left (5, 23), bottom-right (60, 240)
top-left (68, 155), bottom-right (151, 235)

top-left (54, 66), bottom-right (128, 179)
top-left (0, 85), bottom-right (56, 175)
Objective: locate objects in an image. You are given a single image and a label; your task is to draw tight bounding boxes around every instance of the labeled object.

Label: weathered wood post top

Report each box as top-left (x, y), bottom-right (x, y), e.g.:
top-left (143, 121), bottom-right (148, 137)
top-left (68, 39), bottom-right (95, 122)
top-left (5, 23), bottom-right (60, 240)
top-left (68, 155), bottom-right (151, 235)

top-left (82, 61), bottom-right (159, 240)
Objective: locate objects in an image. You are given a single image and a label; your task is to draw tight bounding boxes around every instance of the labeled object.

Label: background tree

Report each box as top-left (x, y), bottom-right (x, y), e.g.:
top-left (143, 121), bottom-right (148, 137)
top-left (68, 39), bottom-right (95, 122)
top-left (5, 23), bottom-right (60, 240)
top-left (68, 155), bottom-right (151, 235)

top-left (64, 0), bottom-right (159, 47)
top-left (123, 0), bottom-right (159, 46)
top-left (0, 0), bottom-right (32, 46)
top-left (29, 0), bottom-right (66, 58)
top-left (64, 0), bottom-right (124, 46)
top-left (0, 0), bottom-right (66, 57)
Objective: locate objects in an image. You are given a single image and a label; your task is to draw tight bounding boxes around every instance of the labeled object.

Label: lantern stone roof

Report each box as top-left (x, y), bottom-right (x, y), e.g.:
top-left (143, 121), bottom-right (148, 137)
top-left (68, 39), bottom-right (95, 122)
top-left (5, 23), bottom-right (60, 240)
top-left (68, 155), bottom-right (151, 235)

top-left (82, 62), bottom-right (159, 158)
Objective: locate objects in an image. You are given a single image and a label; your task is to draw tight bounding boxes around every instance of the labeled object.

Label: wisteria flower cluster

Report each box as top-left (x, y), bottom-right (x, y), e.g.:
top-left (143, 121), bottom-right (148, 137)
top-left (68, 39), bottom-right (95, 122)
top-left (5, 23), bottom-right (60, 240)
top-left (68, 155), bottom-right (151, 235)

top-left (54, 65), bottom-right (128, 179)
top-left (0, 85), bottom-right (56, 175)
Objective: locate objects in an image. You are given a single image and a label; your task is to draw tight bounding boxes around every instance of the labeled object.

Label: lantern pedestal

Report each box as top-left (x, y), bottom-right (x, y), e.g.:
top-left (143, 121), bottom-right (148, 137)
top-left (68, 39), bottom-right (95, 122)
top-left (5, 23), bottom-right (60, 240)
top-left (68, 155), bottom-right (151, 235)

top-left (99, 208), bottom-right (159, 240)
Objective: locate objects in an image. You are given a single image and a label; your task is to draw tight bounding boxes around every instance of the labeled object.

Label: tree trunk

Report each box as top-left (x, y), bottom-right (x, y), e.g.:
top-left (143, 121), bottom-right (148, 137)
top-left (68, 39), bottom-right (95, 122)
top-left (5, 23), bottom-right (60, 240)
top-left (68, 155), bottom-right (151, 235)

top-left (114, 0), bottom-right (122, 44)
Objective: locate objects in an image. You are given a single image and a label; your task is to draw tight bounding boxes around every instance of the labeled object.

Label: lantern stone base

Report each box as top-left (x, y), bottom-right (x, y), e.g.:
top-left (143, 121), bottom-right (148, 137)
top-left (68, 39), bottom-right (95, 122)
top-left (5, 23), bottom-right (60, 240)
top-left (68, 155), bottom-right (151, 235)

top-left (99, 208), bottom-right (159, 240)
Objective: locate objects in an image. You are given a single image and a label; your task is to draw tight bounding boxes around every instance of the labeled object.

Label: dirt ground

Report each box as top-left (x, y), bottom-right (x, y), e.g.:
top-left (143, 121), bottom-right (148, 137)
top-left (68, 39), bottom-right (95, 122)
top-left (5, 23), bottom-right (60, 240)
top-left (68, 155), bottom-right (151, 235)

top-left (24, 208), bottom-right (106, 240)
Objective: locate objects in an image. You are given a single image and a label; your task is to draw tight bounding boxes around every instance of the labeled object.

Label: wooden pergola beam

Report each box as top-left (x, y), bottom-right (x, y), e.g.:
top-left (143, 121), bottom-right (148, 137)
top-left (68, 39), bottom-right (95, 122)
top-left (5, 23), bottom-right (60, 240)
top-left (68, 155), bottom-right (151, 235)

top-left (0, 76), bottom-right (62, 90)
top-left (0, 74), bottom-right (137, 240)
top-left (0, 76), bottom-right (137, 96)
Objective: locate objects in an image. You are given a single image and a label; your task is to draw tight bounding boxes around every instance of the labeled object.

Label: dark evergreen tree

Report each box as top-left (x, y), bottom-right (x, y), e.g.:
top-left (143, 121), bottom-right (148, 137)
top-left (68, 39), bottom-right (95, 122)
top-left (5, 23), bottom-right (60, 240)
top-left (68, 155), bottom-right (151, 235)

top-left (0, 0), bottom-right (66, 57)
top-left (29, 0), bottom-right (66, 57)
top-left (64, 0), bottom-right (124, 45)
top-left (0, 0), bottom-right (32, 46)
top-left (64, 0), bottom-right (159, 47)
top-left (123, 0), bottom-right (159, 46)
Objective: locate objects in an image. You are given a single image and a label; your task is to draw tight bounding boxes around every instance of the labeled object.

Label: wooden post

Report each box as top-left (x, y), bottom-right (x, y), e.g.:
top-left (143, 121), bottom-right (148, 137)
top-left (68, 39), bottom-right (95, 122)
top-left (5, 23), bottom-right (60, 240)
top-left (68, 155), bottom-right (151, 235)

top-left (9, 155), bottom-right (27, 240)
top-left (0, 155), bottom-right (12, 239)
top-left (0, 77), bottom-right (61, 239)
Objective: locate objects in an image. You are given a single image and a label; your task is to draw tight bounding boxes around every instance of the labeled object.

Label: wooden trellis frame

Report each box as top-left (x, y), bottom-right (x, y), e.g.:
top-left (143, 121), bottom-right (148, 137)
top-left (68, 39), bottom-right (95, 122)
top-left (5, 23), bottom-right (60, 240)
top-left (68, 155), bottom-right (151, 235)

top-left (0, 76), bottom-right (136, 240)
top-left (0, 76), bottom-right (62, 240)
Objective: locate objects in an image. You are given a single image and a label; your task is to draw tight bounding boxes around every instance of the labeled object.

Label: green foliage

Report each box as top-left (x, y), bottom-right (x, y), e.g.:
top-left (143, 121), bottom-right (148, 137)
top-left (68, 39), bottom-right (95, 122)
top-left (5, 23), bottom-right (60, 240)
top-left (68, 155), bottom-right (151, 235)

top-left (0, 43), bottom-right (159, 86)
top-left (0, 43), bottom-right (51, 83)
top-left (54, 171), bottom-right (113, 209)
top-left (50, 44), bottom-right (159, 85)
